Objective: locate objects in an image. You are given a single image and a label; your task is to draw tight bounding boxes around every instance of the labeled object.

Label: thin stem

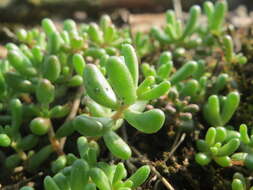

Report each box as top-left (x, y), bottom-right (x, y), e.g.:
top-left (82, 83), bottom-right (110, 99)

top-left (2, 27), bottom-right (17, 41)
top-left (121, 124), bottom-right (128, 142)
top-left (111, 104), bottom-right (130, 120)
top-left (1, 172), bottom-right (43, 190)
top-left (131, 146), bottom-right (175, 190)
top-left (48, 122), bottom-right (64, 155)
top-left (59, 86), bottom-right (84, 149)
top-left (169, 132), bottom-right (181, 153)
top-left (165, 133), bottom-right (186, 161)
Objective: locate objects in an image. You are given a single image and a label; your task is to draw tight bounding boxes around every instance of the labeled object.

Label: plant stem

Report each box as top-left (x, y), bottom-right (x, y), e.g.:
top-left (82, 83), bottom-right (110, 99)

top-left (111, 104), bottom-right (130, 120)
top-left (48, 125), bottom-right (64, 155)
top-left (165, 133), bottom-right (186, 162)
top-left (59, 86), bottom-right (84, 149)
top-left (1, 172), bottom-right (43, 190)
top-left (131, 146), bottom-right (175, 190)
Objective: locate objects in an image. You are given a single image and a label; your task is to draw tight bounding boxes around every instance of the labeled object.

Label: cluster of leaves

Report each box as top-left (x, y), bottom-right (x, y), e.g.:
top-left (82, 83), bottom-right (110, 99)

top-left (232, 172), bottom-right (253, 190)
top-left (21, 136), bottom-right (150, 190)
top-left (0, 0), bottom-right (252, 189)
top-left (0, 14), bottom-right (167, 189)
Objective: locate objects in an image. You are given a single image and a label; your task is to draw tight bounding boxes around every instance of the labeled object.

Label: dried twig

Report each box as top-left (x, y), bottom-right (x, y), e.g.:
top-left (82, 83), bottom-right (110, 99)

top-left (165, 133), bottom-right (186, 162)
top-left (2, 27), bottom-right (17, 40)
top-left (40, 86), bottom-right (84, 156)
top-left (1, 172), bottom-right (43, 190)
top-left (173, 0), bottom-right (182, 20)
top-left (131, 146), bottom-right (175, 190)
top-left (48, 121), bottom-right (64, 155)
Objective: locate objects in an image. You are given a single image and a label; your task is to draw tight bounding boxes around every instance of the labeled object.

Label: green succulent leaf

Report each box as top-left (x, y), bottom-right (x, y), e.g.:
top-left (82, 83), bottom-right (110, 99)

top-left (180, 79), bottom-right (199, 98)
top-left (150, 27), bottom-right (171, 44)
top-left (239, 124), bottom-right (251, 144)
top-left (137, 76), bottom-right (155, 96)
top-left (84, 184), bottom-right (97, 190)
top-left (68, 75), bottom-right (83, 87)
top-left (138, 81), bottom-right (171, 101)
top-left (209, 1), bottom-right (228, 33)
top-left (205, 127), bottom-right (216, 147)
top-left (244, 154), bottom-right (253, 170)
top-left (215, 127), bottom-right (227, 143)
top-left (90, 167), bottom-right (112, 190)
top-left (128, 165), bottom-right (150, 188)
top-left (10, 98), bottom-right (23, 132)
top-left (124, 109), bottom-right (165, 134)
top-left (43, 55), bottom-right (61, 82)
top-left (97, 162), bottom-right (116, 183)
top-left (53, 173), bottom-right (71, 190)
top-left (44, 176), bottom-right (61, 190)
top-left (83, 64), bottom-right (118, 109)
top-left (213, 156), bottom-right (231, 167)
top-left (70, 159), bottom-right (89, 190)
top-left (106, 56), bottom-right (137, 105)
top-left (220, 91), bottom-right (240, 125)
top-left (47, 32), bottom-right (62, 54)
top-left (212, 73), bottom-right (229, 94)
top-left (232, 179), bottom-right (244, 190)
top-left (0, 134), bottom-right (11, 147)
top-left (73, 53), bottom-right (86, 76)
top-left (27, 145), bottom-right (54, 172)
top-left (216, 138), bottom-right (240, 157)
top-left (5, 154), bottom-right (22, 169)
top-left (51, 155), bottom-right (67, 173)
top-left (166, 10), bottom-right (176, 26)
top-left (84, 96), bottom-right (112, 117)
top-left (223, 35), bottom-right (234, 62)
top-left (204, 1), bottom-right (214, 24)
top-left (8, 50), bottom-right (36, 77)
top-left (63, 19), bottom-right (77, 33)
top-left (74, 115), bottom-right (112, 137)
top-left (196, 139), bottom-right (209, 152)
top-left (42, 18), bottom-right (57, 36)
top-left (49, 104), bottom-right (70, 118)
top-left (113, 162), bottom-right (127, 184)
top-left (170, 61), bottom-right (197, 85)
top-left (157, 61), bottom-right (173, 80)
top-left (55, 121), bottom-right (75, 138)
top-left (88, 23), bottom-right (104, 44)
top-left (36, 79), bottom-right (55, 105)
top-left (203, 95), bottom-right (222, 126)
top-left (20, 186), bottom-right (34, 190)
top-left (121, 44), bottom-right (139, 87)
top-left (30, 117), bottom-right (50, 136)
top-left (17, 134), bottom-right (38, 151)
top-left (181, 5), bottom-right (201, 39)
top-left (103, 131), bottom-right (132, 160)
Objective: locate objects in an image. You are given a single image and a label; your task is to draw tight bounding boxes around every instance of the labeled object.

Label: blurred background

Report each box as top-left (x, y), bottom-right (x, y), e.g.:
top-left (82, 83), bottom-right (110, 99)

top-left (0, 0), bottom-right (253, 45)
top-left (0, 0), bottom-right (253, 24)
